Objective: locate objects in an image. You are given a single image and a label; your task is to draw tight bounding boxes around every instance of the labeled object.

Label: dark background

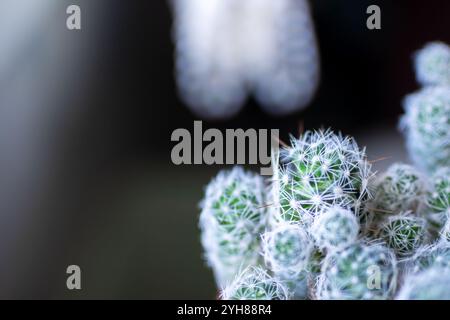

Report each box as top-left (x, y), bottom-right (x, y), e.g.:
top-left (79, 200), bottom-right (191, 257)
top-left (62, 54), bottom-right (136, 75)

top-left (0, 0), bottom-right (449, 299)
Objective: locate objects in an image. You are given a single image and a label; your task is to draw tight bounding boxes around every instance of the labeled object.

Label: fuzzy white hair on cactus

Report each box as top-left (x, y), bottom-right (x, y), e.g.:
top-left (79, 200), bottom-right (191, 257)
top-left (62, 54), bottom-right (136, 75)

top-left (273, 129), bottom-right (373, 227)
top-left (311, 206), bottom-right (360, 251)
top-left (400, 86), bottom-right (450, 173)
top-left (396, 266), bottom-right (450, 300)
top-left (172, 0), bottom-right (320, 119)
top-left (221, 266), bottom-right (291, 300)
top-left (414, 41), bottom-right (450, 86)
top-left (199, 167), bottom-right (267, 287)
top-left (378, 213), bottom-right (427, 257)
top-left (316, 242), bottom-right (397, 300)
top-left (261, 223), bottom-right (313, 277)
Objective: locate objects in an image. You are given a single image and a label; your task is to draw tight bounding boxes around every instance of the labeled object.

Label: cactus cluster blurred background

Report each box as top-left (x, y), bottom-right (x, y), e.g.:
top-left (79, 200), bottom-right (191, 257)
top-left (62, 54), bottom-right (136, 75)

top-left (0, 0), bottom-right (449, 299)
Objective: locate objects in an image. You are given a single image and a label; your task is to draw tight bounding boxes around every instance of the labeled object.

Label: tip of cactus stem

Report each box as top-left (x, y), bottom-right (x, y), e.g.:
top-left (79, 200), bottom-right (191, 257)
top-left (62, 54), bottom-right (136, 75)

top-left (199, 166), bottom-right (267, 287)
top-left (221, 266), bottom-right (291, 300)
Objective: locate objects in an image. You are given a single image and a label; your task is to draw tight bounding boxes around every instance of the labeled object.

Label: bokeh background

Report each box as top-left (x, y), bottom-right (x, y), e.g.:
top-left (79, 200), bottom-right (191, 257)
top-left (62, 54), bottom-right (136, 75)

top-left (0, 0), bottom-right (449, 299)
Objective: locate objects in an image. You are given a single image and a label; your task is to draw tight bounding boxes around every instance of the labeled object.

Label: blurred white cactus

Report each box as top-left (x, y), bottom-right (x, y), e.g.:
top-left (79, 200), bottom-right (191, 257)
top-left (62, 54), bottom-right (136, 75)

top-left (221, 266), bottom-right (290, 300)
top-left (172, 0), bottom-right (320, 119)
top-left (414, 42), bottom-right (450, 86)
top-left (199, 167), bottom-right (267, 287)
top-left (409, 242), bottom-right (450, 273)
top-left (427, 167), bottom-right (450, 228)
top-left (397, 266), bottom-right (450, 300)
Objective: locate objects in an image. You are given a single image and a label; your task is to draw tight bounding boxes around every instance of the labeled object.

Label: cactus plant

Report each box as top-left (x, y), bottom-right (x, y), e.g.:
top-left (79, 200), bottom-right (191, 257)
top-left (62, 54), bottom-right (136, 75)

top-left (199, 167), bottom-right (267, 286)
top-left (414, 41), bottom-right (450, 87)
top-left (378, 214), bottom-right (427, 257)
top-left (273, 129), bottom-right (372, 227)
top-left (400, 86), bottom-right (450, 173)
top-left (370, 163), bottom-right (427, 219)
top-left (261, 223), bottom-right (313, 277)
top-left (310, 206), bottom-right (360, 251)
top-left (221, 266), bottom-right (290, 300)
top-left (316, 242), bottom-right (398, 300)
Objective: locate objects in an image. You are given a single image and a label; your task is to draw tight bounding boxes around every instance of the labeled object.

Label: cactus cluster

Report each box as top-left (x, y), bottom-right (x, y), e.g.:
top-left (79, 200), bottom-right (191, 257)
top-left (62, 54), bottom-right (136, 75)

top-left (197, 41), bottom-right (450, 300)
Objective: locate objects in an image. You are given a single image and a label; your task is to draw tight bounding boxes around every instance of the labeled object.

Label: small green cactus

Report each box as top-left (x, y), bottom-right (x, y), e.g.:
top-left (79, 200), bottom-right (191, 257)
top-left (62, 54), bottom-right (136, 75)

top-left (414, 41), bottom-right (450, 86)
top-left (221, 266), bottom-right (290, 300)
top-left (316, 243), bottom-right (398, 300)
top-left (378, 214), bottom-right (427, 257)
top-left (310, 206), bottom-right (360, 251)
top-left (397, 266), bottom-right (450, 300)
top-left (400, 86), bottom-right (450, 173)
top-left (370, 163), bottom-right (427, 218)
top-left (199, 167), bottom-right (267, 286)
top-left (273, 129), bottom-right (372, 227)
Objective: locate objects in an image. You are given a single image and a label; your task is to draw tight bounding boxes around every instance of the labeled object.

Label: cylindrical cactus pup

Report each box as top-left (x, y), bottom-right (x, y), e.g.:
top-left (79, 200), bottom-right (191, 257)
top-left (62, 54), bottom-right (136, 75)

top-left (414, 41), bottom-right (450, 86)
top-left (396, 266), bottom-right (450, 300)
top-left (370, 163), bottom-right (427, 221)
top-left (409, 243), bottom-right (450, 273)
top-left (274, 130), bottom-right (372, 227)
top-left (221, 266), bottom-right (290, 300)
top-left (199, 167), bottom-right (267, 287)
top-left (427, 167), bottom-right (450, 229)
top-left (262, 223), bottom-right (313, 277)
top-left (400, 86), bottom-right (450, 173)
top-left (317, 243), bottom-right (397, 300)
top-left (379, 214), bottom-right (427, 257)
top-left (311, 206), bottom-right (360, 251)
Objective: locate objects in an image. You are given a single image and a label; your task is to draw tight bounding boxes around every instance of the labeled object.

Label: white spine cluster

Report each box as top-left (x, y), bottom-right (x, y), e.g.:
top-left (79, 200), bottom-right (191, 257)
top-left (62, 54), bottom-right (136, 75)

top-left (273, 129), bottom-right (372, 227)
top-left (397, 266), bottom-right (450, 300)
top-left (414, 42), bottom-right (450, 86)
top-left (172, 0), bottom-right (320, 119)
top-left (316, 243), bottom-right (397, 300)
top-left (442, 219), bottom-right (450, 243)
top-left (221, 266), bottom-right (291, 300)
top-left (400, 86), bottom-right (450, 173)
top-left (261, 223), bottom-right (313, 277)
top-left (311, 206), bottom-right (360, 251)
top-left (379, 214), bottom-right (427, 257)
top-left (371, 163), bottom-right (427, 217)
top-left (199, 167), bottom-right (266, 287)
